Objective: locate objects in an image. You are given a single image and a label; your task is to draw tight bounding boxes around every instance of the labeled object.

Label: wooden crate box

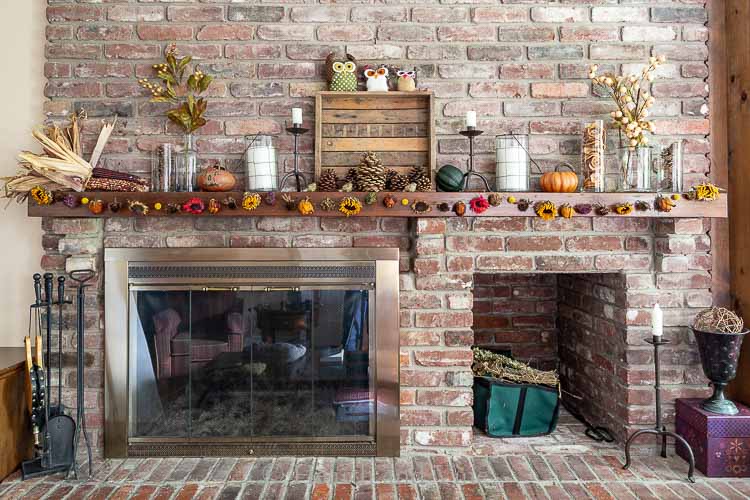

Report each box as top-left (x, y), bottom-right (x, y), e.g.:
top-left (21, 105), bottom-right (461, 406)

top-left (315, 91), bottom-right (435, 187)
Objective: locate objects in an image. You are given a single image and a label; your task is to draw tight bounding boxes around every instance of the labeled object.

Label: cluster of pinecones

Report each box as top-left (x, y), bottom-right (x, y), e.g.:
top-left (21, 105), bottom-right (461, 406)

top-left (317, 152), bottom-right (431, 192)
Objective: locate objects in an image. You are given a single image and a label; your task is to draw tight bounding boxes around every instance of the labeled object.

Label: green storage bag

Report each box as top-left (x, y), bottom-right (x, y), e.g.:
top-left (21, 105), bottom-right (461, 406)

top-left (473, 376), bottom-right (560, 438)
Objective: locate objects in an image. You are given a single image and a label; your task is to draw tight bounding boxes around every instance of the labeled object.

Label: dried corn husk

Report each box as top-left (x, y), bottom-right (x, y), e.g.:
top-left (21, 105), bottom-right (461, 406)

top-left (2, 114), bottom-right (117, 201)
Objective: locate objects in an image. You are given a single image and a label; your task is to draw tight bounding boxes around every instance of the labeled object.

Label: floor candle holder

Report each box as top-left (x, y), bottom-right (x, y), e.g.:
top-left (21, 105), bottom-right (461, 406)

top-left (623, 337), bottom-right (696, 482)
top-left (281, 125), bottom-right (309, 192)
top-left (460, 126), bottom-right (490, 192)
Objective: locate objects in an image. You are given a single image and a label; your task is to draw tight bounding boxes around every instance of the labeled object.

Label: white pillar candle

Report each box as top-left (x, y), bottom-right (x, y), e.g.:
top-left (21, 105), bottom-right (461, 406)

top-left (466, 111), bottom-right (477, 128)
top-left (292, 108), bottom-right (303, 126)
top-left (652, 304), bottom-right (663, 338)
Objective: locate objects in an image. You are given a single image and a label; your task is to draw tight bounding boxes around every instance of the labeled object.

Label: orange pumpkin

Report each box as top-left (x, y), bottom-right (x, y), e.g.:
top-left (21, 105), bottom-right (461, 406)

top-left (197, 166), bottom-right (237, 192)
top-left (539, 163), bottom-right (579, 193)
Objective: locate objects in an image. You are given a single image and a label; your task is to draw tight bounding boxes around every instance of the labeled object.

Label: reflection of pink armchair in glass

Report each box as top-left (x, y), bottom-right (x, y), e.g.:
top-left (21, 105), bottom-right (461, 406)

top-left (153, 309), bottom-right (246, 378)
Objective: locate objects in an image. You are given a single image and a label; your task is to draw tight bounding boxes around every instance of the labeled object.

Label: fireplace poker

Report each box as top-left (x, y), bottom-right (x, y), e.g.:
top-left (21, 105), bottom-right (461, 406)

top-left (42, 273), bottom-right (53, 468)
top-left (68, 269), bottom-right (96, 478)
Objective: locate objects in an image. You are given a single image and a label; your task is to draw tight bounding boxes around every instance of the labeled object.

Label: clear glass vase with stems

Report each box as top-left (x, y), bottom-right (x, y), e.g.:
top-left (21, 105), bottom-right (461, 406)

top-left (618, 145), bottom-right (652, 192)
top-left (174, 133), bottom-right (198, 192)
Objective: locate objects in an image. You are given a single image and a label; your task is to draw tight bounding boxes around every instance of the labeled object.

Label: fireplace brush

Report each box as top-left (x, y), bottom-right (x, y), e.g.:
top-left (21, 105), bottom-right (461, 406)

top-left (67, 269), bottom-right (95, 479)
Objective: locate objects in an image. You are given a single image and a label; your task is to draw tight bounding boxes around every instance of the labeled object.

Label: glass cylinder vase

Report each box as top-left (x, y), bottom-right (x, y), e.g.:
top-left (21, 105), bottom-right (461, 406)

top-left (245, 135), bottom-right (278, 191)
top-left (495, 134), bottom-right (530, 191)
top-left (174, 134), bottom-right (198, 192)
top-left (581, 120), bottom-right (606, 192)
top-left (151, 144), bottom-right (173, 192)
top-left (617, 146), bottom-right (652, 192)
top-left (655, 141), bottom-right (683, 193)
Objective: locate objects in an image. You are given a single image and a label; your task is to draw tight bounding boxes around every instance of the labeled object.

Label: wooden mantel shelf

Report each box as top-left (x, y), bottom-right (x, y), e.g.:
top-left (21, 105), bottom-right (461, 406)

top-left (27, 191), bottom-right (727, 219)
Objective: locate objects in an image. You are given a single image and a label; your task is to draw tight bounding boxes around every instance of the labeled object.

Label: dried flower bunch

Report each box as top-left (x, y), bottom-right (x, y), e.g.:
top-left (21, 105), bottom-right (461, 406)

top-left (590, 55), bottom-right (666, 148)
top-left (693, 307), bottom-right (745, 334)
top-left (473, 347), bottom-right (559, 388)
top-left (138, 45), bottom-right (213, 134)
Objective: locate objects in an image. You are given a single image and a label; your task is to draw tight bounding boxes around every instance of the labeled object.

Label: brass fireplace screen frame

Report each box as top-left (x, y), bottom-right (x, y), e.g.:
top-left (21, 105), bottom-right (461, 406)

top-left (104, 248), bottom-right (400, 457)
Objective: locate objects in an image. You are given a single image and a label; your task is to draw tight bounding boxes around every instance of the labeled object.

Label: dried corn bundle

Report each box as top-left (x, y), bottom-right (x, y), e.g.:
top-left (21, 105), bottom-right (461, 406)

top-left (86, 178), bottom-right (149, 193)
top-left (2, 113), bottom-right (117, 201)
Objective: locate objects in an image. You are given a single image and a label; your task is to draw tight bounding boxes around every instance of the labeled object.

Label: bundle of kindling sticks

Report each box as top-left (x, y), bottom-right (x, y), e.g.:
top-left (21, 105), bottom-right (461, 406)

top-left (2, 111), bottom-right (117, 202)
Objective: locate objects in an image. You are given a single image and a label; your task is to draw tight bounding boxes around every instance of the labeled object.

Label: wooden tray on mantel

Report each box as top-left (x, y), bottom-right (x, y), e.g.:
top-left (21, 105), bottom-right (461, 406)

top-left (27, 192), bottom-right (727, 218)
top-left (315, 91), bottom-right (435, 185)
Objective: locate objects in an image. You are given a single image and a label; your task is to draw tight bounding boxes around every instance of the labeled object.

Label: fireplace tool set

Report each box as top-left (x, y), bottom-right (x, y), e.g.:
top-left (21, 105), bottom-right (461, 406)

top-left (21, 271), bottom-right (94, 480)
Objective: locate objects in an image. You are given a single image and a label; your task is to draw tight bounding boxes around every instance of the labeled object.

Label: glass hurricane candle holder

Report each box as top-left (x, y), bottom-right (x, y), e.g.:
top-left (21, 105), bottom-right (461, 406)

top-left (495, 134), bottom-right (530, 192)
top-left (174, 134), bottom-right (198, 192)
top-left (655, 140), bottom-right (683, 193)
top-left (151, 144), bottom-right (173, 192)
top-left (245, 135), bottom-right (278, 192)
top-left (618, 145), bottom-right (652, 192)
top-left (581, 120), bottom-right (605, 192)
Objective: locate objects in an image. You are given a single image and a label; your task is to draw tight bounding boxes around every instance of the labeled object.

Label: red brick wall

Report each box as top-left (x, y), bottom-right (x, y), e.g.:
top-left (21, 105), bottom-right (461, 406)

top-left (43, 2), bottom-right (711, 189)
top-left (473, 273), bottom-right (558, 370)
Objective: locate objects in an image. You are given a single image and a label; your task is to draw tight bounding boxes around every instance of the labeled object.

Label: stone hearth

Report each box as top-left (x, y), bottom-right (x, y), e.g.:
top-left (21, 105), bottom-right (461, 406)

top-left (41, 214), bottom-right (712, 456)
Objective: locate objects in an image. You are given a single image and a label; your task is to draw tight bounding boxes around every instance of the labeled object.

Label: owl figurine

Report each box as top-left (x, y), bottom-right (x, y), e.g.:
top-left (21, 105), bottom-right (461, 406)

top-left (326, 53), bottom-right (358, 92)
top-left (396, 69), bottom-right (417, 92)
top-left (365, 66), bottom-right (389, 92)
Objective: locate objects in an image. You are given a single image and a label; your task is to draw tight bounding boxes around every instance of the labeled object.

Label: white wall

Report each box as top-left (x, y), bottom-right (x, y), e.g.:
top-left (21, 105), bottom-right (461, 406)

top-left (0, 2), bottom-right (45, 347)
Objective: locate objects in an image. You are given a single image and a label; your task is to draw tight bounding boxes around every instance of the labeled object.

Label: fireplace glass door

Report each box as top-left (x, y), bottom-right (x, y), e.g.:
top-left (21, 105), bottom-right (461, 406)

top-left (128, 285), bottom-right (374, 442)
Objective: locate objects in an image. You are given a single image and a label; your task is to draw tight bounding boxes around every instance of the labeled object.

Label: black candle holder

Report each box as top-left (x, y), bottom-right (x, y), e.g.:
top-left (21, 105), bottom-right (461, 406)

top-left (623, 337), bottom-right (696, 483)
top-left (459, 126), bottom-right (490, 192)
top-left (281, 124), bottom-right (309, 192)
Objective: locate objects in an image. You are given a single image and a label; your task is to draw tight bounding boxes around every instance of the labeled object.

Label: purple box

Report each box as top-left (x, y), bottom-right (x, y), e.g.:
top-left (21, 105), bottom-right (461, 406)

top-left (676, 398), bottom-right (750, 477)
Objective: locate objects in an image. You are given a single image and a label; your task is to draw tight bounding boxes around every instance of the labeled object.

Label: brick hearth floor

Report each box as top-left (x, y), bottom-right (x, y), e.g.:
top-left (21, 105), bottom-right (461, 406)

top-left (3, 415), bottom-right (750, 499)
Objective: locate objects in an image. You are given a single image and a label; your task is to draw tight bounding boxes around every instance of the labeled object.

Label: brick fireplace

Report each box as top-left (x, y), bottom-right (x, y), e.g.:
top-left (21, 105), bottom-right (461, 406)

top-left (41, 214), bottom-right (713, 456)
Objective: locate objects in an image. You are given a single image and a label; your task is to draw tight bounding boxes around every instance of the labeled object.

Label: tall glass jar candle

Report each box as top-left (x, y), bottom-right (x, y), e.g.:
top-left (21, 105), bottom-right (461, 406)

top-left (151, 144), bottom-right (173, 192)
top-left (245, 135), bottom-right (278, 191)
top-left (495, 134), bottom-right (530, 191)
top-left (581, 120), bottom-right (605, 192)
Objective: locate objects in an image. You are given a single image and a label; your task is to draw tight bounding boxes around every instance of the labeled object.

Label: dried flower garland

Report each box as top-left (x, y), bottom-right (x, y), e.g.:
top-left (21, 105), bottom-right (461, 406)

top-left (63, 194), bottom-right (80, 209)
top-left (594, 204), bottom-right (610, 216)
top-left (516, 199), bottom-right (530, 212)
top-left (154, 203), bottom-right (163, 211)
top-left (507, 196), bottom-right (517, 204)
top-left (401, 198), bottom-right (409, 206)
top-left (614, 202), bottom-right (633, 215)
top-left (208, 198), bottom-right (221, 215)
top-left (128, 200), bottom-right (150, 216)
top-left (263, 192), bottom-right (276, 206)
top-left (166, 203), bottom-right (181, 214)
top-left (453, 201), bottom-right (466, 216)
top-left (687, 183), bottom-right (720, 201)
top-left (656, 195), bottom-right (676, 212)
top-left (88, 199), bottom-right (104, 215)
top-left (411, 200), bottom-right (431, 214)
top-left (241, 193), bottom-right (261, 212)
top-left (635, 200), bottom-right (651, 211)
top-left (470, 195), bottom-right (490, 214)
top-left (535, 201), bottom-right (556, 221)
top-left (298, 197), bottom-right (314, 215)
top-left (382, 194), bottom-right (396, 208)
top-left (437, 202), bottom-right (451, 212)
top-left (559, 204), bottom-right (574, 219)
top-left (282, 194), bottom-right (297, 211)
top-left (108, 200), bottom-right (122, 213)
top-left (488, 193), bottom-right (502, 207)
top-left (30, 186), bottom-right (53, 206)
top-left (339, 197), bottom-right (362, 217)
top-left (182, 197), bottom-right (205, 215)
top-left (365, 192), bottom-right (378, 205)
top-left (320, 197), bottom-right (335, 211)
top-left (574, 203), bottom-right (592, 215)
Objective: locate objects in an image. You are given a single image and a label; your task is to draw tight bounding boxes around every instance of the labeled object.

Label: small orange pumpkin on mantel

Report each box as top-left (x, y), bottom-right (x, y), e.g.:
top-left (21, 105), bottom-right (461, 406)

top-left (197, 165), bottom-right (237, 192)
top-left (539, 163), bottom-right (579, 193)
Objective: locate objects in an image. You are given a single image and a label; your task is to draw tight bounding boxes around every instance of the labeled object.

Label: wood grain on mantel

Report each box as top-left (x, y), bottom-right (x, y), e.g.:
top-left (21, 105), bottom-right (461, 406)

top-left (27, 192), bottom-right (727, 219)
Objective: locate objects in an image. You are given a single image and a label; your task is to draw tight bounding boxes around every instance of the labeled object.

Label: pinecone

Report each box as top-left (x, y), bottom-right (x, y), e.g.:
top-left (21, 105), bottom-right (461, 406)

top-left (409, 165), bottom-right (432, 192)
top-left (318, 168), bottom-right (339, 192)
top-left (356, 152), bottom-right (386, 192)
top-left (345, 167), bottom-right (357, 184)
top-left (389, 173), bottom-right (410, 192)
top-left (385, 169), bottom-right (399, 189)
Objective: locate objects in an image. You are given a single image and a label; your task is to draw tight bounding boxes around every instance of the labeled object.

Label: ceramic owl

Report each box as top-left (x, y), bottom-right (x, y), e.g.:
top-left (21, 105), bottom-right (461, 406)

top-left (365, 66), bottom-right (389, 92)
top-left (396, 69), bottom-right (417, 92)
top-left (326, 53), bottom-right (358, 92)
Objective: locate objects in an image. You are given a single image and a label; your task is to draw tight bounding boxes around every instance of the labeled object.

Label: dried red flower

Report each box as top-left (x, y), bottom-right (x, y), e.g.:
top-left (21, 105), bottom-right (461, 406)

top-left (182, 197), bottom-right (206, 214)
top-left (470, 195), bottom-right (490, 214)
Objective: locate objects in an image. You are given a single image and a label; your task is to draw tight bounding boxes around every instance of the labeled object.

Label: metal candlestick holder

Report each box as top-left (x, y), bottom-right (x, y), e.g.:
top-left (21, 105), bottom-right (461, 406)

top-left (623, 337), bottom-right (696, 482)
top-left (281, 124), bottom-right (309, 191)
top-left (459, 126), bottom-right (490, 191)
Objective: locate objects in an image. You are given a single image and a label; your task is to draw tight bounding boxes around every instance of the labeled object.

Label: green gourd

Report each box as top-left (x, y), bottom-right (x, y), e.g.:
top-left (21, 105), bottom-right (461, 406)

top-left (436, 164), bottom-right (464, 192)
